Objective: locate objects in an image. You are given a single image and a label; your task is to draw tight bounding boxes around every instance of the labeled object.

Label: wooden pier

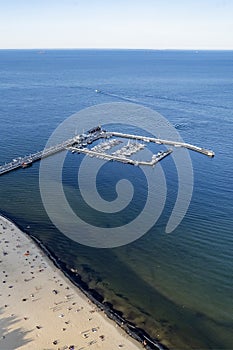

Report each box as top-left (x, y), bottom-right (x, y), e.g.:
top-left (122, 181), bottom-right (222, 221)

top-left (0, 127), bottom-right (214, 177)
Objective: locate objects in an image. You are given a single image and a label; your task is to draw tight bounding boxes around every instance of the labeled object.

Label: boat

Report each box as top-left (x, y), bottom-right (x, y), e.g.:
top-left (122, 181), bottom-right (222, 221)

top-left (21, 160), bottom-right (32, 168)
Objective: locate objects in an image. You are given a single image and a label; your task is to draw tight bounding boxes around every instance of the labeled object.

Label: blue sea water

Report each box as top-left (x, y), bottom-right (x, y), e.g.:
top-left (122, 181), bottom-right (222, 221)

top-left (0, 49), bottom-right (233, 349)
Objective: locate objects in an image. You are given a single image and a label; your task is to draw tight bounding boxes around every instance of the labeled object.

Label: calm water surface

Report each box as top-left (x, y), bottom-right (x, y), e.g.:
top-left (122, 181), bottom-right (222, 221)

top-left (0, 50), bottom-right (232, 349)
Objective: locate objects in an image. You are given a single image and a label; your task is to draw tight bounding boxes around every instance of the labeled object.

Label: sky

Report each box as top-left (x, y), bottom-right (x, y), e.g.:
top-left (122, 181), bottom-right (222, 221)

top-left (0, 0), bottom-right (232, 49)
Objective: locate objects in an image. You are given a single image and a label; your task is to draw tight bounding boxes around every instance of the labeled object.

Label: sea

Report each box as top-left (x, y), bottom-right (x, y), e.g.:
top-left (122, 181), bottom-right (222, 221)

top-left (0, 49), bottom-right (232, 349)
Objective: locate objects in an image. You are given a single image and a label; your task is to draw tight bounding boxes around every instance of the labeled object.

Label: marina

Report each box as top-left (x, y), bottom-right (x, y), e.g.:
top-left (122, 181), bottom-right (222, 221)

top-left (69, 145), bottom-right (173, 166)
top-left (0, 49), bottom-right (231, 350)
top-left (0, 126), bottom-right (214, 176)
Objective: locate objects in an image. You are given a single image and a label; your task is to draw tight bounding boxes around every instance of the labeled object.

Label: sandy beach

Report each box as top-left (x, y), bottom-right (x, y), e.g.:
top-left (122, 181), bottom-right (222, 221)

top-left (0, 215), bottom-right (142, 350)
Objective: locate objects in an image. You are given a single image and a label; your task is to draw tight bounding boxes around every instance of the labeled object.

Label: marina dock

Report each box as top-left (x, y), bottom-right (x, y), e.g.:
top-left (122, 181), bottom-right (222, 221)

top-left (68, 146), bottom-right (173, 166)
top-left (0, 126), bottom-right (214, 176)
top-left (107, 132), bottom-right (215, 158)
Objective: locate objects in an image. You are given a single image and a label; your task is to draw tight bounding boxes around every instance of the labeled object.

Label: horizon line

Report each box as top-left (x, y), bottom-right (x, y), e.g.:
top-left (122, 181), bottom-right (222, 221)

top-left (0, 47), bottom-right (233, 51)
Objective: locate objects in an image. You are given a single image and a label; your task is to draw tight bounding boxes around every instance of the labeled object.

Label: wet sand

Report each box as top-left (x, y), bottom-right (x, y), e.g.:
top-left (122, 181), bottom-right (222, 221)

top-left (0, 215), bottom-right (143, 350)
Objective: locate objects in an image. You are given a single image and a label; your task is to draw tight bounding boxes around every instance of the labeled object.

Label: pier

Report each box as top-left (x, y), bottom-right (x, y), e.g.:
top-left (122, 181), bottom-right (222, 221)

top-left (0, 126), bottom-right (214, 176)
top-left (68, 146), bottom-right (173, 167)
top-left (0, 136), bottom-right (77, 176)
top-left (107, 132), bottom-right (215, 158)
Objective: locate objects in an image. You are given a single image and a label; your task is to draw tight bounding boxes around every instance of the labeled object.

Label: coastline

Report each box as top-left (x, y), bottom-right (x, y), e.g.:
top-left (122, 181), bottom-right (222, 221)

top-left (0, 213), bottom-right (167, 350)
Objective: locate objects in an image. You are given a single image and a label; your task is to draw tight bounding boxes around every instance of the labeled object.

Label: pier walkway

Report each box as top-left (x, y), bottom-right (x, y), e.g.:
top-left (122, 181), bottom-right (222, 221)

top-left (0, 126), bottom-right (214, 177)
top-left (0, 135), bottom-right (81, 176)
top-left (108, 132), bottom-right (215, 158)
top-left (68, 146), bottom-right (173, 166)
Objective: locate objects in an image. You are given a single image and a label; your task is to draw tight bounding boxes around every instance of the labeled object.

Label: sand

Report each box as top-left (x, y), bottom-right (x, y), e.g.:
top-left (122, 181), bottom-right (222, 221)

top-left (0, 215), bottom-right (142, 350)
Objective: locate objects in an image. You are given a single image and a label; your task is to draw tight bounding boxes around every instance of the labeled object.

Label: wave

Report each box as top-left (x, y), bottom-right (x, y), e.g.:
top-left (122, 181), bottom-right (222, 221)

top-left (94, 89), bottom-right (232, 111)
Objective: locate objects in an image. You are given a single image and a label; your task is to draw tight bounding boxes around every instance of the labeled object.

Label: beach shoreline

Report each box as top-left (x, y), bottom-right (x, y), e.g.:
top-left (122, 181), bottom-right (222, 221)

top-left (0, 213), bottom-right (166, 350)
top-left (0, 213), bottom-right (142, 349)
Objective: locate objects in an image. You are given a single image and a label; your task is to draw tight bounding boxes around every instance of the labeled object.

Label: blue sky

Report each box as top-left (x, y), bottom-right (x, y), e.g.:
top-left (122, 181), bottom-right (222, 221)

top-left (0, 0), bottom-right (232, 49)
